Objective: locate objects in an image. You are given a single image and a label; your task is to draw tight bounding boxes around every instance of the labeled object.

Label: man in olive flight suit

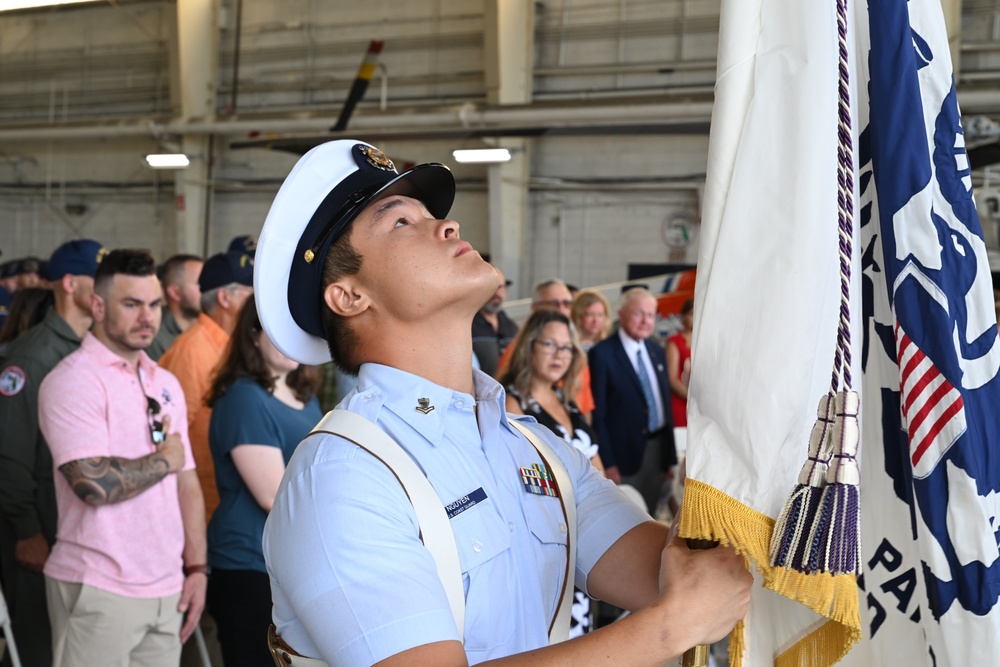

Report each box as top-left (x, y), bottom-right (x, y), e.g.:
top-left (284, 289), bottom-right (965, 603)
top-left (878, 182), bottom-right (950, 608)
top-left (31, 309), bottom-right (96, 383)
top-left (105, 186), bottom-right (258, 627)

top-left (0, 239), bottom-right (106, 667)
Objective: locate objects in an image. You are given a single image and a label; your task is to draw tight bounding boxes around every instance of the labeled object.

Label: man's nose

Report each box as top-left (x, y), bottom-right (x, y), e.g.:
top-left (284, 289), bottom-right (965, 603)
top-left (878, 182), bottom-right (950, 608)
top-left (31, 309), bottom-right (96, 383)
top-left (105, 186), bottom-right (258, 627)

top-left (439, 218), bottom-right (460, 239)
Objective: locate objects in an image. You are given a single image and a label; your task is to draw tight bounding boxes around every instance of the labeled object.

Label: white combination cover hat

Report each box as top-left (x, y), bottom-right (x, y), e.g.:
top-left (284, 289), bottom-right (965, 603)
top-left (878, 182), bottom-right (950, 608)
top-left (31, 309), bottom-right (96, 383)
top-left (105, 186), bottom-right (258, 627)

top-left (254, 140), bottom-right (455, 365)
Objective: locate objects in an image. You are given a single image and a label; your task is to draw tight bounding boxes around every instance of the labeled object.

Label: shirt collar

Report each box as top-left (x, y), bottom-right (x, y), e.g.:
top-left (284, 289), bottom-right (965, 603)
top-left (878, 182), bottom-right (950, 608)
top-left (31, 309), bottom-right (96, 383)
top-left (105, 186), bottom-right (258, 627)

top-left (197, 312), bottom-right (231, 347)
top-left (161, 309), bottom-right (181, 335)
top-left (43, 307), bottom-right (83, 343)
top-left (618, 327), bottom-right (644, 357)
top-left (80, 332), bottom-right (160, 377)
top-left (351, 363), bottom-right (511, 446)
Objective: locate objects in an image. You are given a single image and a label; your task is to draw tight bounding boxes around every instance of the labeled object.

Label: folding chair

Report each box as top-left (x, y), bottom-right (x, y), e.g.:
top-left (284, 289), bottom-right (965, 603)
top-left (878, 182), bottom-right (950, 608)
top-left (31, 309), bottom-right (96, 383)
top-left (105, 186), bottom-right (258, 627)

top-left (0, 580), bottom-right (22, 667)
top-left (193, 625), bottom-right (213, 667)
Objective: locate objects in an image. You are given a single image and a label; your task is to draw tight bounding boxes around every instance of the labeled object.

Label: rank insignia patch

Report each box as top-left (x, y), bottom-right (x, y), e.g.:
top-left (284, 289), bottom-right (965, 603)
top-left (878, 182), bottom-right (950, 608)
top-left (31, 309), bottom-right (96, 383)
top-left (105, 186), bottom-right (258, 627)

top-left (520, 463), bottom-right (558, 497)
top-left (0, 365), bottom-right (26, 397)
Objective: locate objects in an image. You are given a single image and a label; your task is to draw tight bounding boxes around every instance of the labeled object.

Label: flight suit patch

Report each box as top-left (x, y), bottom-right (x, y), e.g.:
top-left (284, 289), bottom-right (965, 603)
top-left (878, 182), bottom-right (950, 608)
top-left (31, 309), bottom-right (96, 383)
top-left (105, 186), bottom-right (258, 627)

top-left (0, 366), bottom-right (26, 396)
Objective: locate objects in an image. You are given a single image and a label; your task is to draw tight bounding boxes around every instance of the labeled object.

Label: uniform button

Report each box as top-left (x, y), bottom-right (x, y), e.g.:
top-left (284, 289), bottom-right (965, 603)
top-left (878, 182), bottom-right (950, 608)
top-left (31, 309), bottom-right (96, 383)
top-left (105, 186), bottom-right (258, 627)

top-left (364, 393), bottom-right (373, 400)
top-left (472, 540), bottom-right (483, 553)
top-left (559, 523), bottom-right (567, 534)
top-left (455, 400), bottom-right (463, 408)
top-left (508, 521), bottom-right (515, 532)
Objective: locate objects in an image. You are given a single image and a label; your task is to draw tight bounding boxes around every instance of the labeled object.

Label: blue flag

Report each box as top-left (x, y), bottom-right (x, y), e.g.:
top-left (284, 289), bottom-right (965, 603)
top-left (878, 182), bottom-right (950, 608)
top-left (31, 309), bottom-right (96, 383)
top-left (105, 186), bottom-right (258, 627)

top-left (851, 0), bottom-right (1000, 663)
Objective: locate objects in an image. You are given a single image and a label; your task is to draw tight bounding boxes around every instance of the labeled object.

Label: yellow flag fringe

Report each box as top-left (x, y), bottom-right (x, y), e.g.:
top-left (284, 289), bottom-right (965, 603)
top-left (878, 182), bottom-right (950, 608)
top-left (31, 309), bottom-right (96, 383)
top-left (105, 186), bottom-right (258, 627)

top-left (679, 478), bottom-right (862, 666)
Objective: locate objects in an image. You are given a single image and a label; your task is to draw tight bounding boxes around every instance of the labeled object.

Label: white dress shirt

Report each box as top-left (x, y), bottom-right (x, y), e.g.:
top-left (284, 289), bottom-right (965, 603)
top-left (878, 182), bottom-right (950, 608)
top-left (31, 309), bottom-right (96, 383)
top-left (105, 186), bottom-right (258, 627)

top-left (618, 328), bottom-right (667, 432)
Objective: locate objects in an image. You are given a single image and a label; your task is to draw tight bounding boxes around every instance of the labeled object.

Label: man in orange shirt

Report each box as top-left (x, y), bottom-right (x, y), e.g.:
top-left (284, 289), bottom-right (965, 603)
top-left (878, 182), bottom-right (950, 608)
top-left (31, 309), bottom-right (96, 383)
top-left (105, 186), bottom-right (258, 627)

top-left (159, 251), bottom-right (253, 518)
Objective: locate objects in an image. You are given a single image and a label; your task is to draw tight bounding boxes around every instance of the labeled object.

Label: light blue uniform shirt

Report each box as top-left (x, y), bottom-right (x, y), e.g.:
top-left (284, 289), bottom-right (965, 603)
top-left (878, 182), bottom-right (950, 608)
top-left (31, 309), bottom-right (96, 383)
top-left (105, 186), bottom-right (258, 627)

top-left (263, 364), bottom-right (649, 666)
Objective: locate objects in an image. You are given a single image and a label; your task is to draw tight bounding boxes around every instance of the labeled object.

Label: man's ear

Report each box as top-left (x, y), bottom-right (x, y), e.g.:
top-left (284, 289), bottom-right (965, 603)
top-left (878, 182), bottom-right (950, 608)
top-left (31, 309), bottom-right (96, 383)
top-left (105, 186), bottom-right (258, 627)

top-left (165, 283), bottom-right (181, 303)
top-left (323, 278), bottom-right (370, 318)
top-left (216, 287), bottom-right (231, 311)
top-left (61, 274), bottom-right (75, 294)
top-left (90, 292), bottom-right (105, 323)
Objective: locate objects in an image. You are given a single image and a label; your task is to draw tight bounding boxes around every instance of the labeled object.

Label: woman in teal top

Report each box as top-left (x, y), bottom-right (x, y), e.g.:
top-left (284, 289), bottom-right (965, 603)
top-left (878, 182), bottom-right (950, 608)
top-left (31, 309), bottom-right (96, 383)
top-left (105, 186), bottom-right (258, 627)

top-left (205, 302), bottom-right (322, 667)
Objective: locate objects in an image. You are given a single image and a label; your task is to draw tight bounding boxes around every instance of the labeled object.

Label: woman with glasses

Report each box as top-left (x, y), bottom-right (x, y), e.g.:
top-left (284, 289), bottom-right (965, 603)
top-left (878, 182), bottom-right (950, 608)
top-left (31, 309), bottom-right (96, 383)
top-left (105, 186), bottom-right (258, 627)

top-left (204, 301), bottom-right (322, 667)
top-left (497, 309), bottom-right (604, 638)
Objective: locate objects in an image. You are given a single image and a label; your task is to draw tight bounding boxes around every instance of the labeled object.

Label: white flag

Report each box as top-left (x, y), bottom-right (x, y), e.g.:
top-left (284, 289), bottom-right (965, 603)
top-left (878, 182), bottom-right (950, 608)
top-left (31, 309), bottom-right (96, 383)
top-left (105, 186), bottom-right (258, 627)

top-left (681, 0), bottom-right (862, 664)
top-left (684, 0), bottom-right (1000, 665)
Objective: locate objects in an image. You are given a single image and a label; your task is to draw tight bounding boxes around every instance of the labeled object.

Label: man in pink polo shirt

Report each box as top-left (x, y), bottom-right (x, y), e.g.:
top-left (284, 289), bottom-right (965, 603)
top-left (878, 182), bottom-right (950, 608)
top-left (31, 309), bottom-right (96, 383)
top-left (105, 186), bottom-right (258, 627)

top-left (38, 249), bottom-right (207, 667)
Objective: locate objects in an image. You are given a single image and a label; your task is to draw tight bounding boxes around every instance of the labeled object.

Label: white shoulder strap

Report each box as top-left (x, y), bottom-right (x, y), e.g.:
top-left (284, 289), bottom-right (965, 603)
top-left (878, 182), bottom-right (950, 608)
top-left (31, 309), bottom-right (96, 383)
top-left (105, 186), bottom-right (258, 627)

top-left (507, 419), bottom-right (578, 645)
top-left (312, 409), bottom-right (465, 641)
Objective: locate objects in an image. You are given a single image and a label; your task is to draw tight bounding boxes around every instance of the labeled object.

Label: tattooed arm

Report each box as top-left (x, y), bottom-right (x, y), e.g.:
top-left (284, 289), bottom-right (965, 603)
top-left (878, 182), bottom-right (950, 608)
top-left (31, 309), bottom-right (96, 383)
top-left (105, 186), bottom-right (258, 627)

top-left (58, 417), bottom-right (186, 506)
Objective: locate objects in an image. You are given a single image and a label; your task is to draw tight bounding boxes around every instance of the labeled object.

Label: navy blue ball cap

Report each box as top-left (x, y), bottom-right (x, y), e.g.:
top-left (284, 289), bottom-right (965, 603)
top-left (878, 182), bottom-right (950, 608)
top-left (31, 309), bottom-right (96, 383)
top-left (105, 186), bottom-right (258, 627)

top-left (227, 234), bottom-right (257, 256)
top-left (0, 286), bottom-right (9, 327)
top-left (45, 240), bottom-right (107, 281)
top-left (0, 261), bottom-right (17, 279)
top-left (198, 251), bottom-right (254, 292)
top-left (18, 257), bottom-right (42, 276)
top-left (255, 140), bottom-right (455, 365)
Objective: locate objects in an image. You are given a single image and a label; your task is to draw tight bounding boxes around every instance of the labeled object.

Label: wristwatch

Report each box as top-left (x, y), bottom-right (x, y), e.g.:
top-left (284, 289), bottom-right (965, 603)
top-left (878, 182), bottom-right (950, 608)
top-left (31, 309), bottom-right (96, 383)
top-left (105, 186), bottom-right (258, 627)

top-left (184, 563), bottom-right (210, 576)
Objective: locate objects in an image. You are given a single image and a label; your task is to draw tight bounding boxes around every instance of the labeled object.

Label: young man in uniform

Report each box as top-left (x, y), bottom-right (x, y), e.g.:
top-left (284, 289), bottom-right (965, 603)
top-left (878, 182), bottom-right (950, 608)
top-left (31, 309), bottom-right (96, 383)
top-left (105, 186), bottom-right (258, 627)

top-left (256, 140), bottom-right (751, 666)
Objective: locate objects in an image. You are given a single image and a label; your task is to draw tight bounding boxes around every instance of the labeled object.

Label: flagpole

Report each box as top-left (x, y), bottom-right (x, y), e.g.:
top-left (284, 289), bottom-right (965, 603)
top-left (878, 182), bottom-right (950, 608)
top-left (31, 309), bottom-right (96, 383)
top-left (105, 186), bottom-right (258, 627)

top-left (681, 539), bottom-right (718, 667)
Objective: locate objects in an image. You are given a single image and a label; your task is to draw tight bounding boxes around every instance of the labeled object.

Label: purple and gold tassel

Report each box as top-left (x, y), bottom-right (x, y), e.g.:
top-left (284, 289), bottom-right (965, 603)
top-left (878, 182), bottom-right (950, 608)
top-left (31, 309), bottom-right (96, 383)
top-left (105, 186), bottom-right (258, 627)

top-left (806, 390), bottom-right (861, 575)
top-left (769, 393), bottom-right (835, 571)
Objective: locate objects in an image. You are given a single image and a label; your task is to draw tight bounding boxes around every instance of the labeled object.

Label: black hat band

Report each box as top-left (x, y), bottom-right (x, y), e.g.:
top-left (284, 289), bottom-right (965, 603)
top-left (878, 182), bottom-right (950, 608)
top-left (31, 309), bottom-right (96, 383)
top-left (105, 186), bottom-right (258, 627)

top-left (287, 166), bottom-right (395, 338)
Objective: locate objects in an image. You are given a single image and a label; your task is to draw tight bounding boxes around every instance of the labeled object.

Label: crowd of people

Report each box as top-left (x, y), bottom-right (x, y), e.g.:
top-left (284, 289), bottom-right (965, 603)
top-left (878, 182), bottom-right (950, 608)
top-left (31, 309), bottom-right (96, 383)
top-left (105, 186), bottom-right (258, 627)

top-left (0, 234), bottom-right (324, 667)
top-left (0, 252), bottom-right (702, 667)
top-left (475, 272), bottom-right (692, 519)
top-left (0, 140), bottom-right (743, 667)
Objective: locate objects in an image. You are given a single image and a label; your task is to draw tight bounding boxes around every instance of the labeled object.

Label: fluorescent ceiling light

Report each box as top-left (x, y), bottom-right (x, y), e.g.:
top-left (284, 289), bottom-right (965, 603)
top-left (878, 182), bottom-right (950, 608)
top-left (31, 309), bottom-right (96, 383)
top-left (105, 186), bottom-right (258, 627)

top-left (452, 148), bottom-right (512, 164)
top-left (0, 0), bottom-right (102, 11)
top-left (145, 154), bottom-right (190, 169)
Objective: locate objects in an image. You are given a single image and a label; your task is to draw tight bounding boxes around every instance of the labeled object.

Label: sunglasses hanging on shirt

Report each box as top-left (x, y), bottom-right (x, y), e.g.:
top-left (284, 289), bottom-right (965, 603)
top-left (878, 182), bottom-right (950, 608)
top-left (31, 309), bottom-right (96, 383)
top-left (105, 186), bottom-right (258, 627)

top-left (146, 394), bottom-right (165, 444)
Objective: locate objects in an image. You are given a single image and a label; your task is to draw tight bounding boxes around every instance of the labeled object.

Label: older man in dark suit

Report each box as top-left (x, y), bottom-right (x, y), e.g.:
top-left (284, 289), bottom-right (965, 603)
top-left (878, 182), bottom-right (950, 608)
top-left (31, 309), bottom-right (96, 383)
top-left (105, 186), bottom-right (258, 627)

top-left (589, 287), bottom-right (677, 514)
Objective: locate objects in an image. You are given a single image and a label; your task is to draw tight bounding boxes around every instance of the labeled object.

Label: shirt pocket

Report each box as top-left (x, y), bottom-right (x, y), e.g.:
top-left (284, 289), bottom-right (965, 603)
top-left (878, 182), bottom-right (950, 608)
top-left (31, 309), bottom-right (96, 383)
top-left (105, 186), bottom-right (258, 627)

top-left (451, 496), bottom-right (514, 653)
top-left (523, 497), bottom-right (571, 620)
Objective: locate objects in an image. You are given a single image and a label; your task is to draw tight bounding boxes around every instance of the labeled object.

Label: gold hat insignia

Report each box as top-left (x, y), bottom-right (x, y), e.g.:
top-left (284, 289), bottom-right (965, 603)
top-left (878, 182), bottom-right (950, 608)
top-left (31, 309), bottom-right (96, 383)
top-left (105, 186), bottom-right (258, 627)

top-left (360, 145), bottom-right (395, 172)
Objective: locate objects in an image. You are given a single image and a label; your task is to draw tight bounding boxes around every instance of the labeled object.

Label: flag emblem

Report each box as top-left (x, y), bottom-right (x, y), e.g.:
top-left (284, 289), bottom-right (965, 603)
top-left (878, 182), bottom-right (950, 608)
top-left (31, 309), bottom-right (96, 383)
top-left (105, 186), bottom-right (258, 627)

top-left (520, 463), bottom-right (558, 497)
top-left (894, 324), bottom-right (966, 479)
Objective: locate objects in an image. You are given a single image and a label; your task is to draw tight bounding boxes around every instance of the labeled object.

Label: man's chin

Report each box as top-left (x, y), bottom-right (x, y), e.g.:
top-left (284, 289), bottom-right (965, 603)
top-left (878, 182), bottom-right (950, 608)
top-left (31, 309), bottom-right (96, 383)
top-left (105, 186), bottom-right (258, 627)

top-left (131, 333), bottom-right (155, 348)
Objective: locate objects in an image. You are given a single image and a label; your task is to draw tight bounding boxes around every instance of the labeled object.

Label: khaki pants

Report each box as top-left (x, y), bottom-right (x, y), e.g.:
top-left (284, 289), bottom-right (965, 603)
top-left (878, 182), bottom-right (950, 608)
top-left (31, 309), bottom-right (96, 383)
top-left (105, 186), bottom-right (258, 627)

top-left (46, 577), bottom-right (182, 667)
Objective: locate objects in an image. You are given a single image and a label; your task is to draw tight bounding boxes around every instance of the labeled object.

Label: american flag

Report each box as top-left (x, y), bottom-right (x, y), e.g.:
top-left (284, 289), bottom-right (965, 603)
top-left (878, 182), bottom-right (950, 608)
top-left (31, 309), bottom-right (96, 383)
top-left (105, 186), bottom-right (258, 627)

top-left (894, 324), bottom-right (967, 479)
